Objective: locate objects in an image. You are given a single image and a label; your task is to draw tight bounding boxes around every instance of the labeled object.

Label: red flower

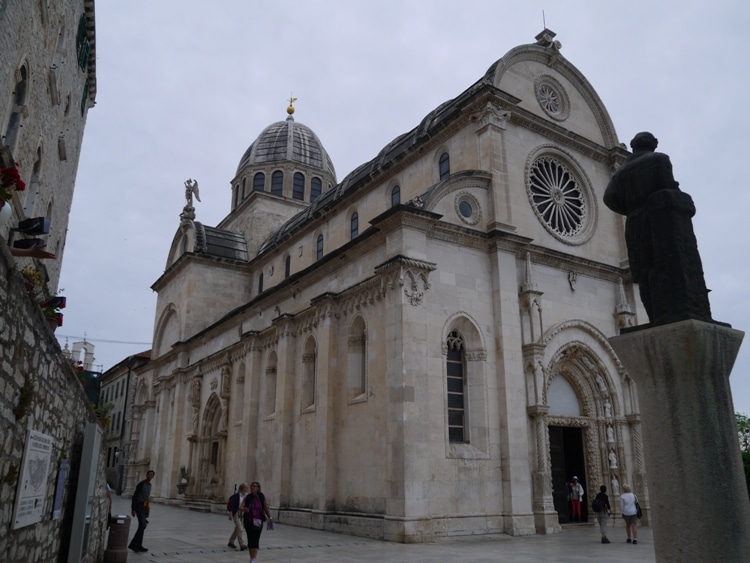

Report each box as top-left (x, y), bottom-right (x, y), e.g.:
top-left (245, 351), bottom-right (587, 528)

top-left (0, 163), bottom-right (26, 198)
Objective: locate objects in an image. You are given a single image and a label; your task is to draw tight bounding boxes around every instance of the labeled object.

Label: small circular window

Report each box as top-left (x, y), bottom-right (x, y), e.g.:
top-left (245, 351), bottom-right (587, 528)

top-left (535, 75), bottom-right (570, 121)
top-left (526, 149), bottom-right (595, 245)
top-left (454, 192), bottom-right (481, 226)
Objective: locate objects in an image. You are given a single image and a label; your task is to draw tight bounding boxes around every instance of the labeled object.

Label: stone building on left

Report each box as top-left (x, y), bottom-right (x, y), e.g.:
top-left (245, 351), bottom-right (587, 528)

top-left (0, 2), bottom-right (110, 562)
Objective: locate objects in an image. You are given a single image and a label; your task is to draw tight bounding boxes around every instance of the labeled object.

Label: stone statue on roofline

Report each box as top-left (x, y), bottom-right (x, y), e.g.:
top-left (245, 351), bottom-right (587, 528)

top-left (603, 132), bottom-right (712, 326)
top-left (180, 178), bottom-right (200, 221)
top-left (185, 178), bottom-right (201, 206)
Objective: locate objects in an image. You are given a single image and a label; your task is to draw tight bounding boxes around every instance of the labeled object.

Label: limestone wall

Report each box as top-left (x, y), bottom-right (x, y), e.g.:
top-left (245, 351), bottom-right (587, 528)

top-left (0, 0), bottom-right (95, 291)
top-left (0, 246), bottom-right (109, 562)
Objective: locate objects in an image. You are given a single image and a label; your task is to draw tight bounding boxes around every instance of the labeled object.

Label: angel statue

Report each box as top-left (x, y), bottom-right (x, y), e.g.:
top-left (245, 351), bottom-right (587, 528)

top-left (184, 178), bottom-right (201, 206)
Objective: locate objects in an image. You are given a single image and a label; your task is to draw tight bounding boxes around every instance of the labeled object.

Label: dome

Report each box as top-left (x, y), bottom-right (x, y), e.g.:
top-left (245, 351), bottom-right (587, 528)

top-left (236, 115), bottom-right (336, 180)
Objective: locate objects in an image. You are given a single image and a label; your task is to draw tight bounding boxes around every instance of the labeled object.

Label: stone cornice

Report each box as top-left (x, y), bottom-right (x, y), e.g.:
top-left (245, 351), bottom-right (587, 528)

top-left (369, 205), bottom-right (442, 236)
top-left (373, 254), bottom-right (437, 277)
top-left (508, 109), bottom-right (612, 163)
top-left (152, 251), bottom-right (248, 292)
top-left (524, 246), bottom-right (627, 284)
top-left (427, 222), bottom-right (487, 251)
top-left (486, 233), bottom-right (629, 284)
top-left (337, 274), bottom-right (385, 316)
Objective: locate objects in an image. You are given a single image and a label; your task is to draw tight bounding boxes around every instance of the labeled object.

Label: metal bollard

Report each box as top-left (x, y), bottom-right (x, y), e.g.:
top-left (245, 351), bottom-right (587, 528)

top-left (104, 514), bottom-right (131, 563)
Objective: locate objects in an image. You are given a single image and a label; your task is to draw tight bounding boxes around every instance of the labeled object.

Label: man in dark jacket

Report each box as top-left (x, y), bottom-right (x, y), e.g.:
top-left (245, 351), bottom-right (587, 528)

top-left (128, 470), bottom-right (155, 553)
top-left (227, 483), bottom-right (249, 550)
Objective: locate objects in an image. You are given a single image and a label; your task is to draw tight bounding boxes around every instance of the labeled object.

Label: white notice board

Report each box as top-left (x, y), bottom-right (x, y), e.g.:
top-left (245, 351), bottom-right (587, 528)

top-left (12, 429), bottom-right (54, 529)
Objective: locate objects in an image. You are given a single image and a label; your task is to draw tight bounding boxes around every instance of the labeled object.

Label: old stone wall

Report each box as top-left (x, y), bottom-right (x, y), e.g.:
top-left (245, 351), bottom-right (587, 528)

top-left (0, 245), bottom-right (108, 562)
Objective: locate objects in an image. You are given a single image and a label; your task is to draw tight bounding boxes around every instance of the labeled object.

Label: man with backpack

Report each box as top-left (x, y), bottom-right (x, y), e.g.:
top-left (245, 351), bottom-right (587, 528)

top-left (227, 483), bottom-right (249, 550)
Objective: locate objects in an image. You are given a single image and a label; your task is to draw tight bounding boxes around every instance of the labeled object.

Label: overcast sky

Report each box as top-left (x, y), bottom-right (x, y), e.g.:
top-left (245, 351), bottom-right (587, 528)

top-left (57, 0), bottom-right (750, 414)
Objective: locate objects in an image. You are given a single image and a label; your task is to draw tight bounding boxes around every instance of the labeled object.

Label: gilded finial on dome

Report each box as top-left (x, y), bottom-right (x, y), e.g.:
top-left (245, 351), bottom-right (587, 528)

top-left (287, 94), bottom-right (298, 115)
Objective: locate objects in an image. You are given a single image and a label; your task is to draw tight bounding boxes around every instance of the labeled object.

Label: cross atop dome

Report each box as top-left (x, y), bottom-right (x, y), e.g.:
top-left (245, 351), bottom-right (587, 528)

top-left (287, 94), bottom-right (298, 119)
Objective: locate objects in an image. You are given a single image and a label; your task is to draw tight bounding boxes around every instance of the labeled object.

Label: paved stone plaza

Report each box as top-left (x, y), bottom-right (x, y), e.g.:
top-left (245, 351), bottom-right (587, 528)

top-left (110, 496), bottom-right (655, 562)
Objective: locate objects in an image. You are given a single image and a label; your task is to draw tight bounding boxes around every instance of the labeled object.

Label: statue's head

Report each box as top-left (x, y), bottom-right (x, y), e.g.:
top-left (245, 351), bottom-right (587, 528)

top-left (630, 131), bottom-right (658, 152)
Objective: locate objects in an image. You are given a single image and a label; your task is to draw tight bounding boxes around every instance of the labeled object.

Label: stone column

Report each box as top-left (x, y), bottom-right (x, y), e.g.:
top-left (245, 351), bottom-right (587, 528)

top-left (528, 404), bottom-right (560, 534)
top-left (312, 307), bottom-right (337, 528)
top-left (609, 319), bottom-right (749, 562)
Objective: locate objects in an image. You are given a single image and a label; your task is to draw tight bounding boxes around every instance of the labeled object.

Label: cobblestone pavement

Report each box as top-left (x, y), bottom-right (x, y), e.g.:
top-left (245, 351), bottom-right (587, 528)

top-left (109, 496), bottom-right (655, 562)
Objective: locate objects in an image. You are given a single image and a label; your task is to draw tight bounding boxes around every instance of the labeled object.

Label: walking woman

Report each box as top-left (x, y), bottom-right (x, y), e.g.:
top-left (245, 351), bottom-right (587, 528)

top-left (620, 484), bottom-right (639, 544)
top-left (241, 481), bottom-right (273, 563)
top-left (593, 485), bottom-right (612, 543)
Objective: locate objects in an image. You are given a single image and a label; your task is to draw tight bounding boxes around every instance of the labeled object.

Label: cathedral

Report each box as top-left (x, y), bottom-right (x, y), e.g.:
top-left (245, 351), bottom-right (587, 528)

top-left (128, 29), bottom-right (649, 542)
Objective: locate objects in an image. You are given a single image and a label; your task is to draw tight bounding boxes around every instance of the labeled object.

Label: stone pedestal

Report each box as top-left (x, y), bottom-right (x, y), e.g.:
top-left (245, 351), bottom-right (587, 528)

top-left (609, 320), bottom-right (750, 562)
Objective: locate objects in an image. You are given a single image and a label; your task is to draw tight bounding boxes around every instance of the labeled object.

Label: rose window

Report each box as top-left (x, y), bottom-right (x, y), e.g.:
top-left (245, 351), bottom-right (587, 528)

top-left (534, 75), bottom-right (569, 121)
top-left (537, 85), bottom-right (560, 114)
top-left (528, 156), bottom-right (586, 238)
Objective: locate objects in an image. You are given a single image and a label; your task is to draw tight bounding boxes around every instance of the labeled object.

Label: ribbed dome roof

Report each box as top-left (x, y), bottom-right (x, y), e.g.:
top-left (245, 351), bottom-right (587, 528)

top-left (236, 115), bottom-right (336, 179)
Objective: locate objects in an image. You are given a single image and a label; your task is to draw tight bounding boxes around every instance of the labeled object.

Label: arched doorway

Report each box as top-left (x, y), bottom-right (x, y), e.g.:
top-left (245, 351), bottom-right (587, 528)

top-left (544, 345), bottom-right (615, 524)
top-left (198, 393), bottom-right (225, 500)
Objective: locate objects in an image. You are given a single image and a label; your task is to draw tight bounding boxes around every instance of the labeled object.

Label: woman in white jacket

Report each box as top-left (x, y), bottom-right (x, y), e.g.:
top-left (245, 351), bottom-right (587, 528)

top-left (620, 484), bottom-right (639, 544)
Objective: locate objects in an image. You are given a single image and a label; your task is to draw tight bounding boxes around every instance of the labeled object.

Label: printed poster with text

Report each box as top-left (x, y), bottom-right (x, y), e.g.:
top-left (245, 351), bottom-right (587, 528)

top-left (13, 429), bottom-right (53, 529)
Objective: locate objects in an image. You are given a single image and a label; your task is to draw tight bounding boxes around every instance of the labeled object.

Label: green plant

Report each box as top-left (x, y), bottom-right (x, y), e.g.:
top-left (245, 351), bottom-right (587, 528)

top-left (41, 294), bottom-right (66, 318)
top-left (93, 402), bottom-right (114, 426)
top-left (737, 413), bottom-right (750, 499)
top-left (20, 264), bottom-right (44, 286)
top-left (13, 376), bottom-right (34, 419)
top-left (737, 412), bottom-right (750, 451)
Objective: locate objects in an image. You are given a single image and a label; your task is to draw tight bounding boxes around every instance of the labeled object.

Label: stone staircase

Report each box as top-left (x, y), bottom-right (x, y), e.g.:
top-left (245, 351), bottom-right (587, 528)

top-left (182, 500), bottom-right (212, 513)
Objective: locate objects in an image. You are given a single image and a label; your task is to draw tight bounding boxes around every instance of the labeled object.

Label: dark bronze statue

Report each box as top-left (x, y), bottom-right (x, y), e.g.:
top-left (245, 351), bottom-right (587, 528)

top-left (604, 132), bottom-right (711, 326)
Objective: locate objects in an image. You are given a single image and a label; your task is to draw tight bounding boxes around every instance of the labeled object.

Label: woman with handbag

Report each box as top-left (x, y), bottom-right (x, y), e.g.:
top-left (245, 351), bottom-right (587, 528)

top-left (619, 484), bottom-right (639, 545)
top-left (241, 481), bottom-right (273, 563)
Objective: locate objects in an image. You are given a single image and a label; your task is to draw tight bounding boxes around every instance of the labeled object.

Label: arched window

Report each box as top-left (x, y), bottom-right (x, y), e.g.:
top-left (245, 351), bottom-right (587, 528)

top-left (49, 23), bottom-right (66, 105)
top-left (446, 330), bottom-right (467, 443)
top-left (241, 178), bottom-right (247, 199)
top-left (253, 172), bottom-right (265, 192)
top-left (310, 177), bottom-right (322, 202)
top-left (284, 254), bottom-right (291, 278)
top-left (271, 171), bottom-right (283, 195)
top-left (350, 212), bottom-right (359, 239)
top-left (265, 353), bottom-right (277, 416)
top-left (316, 234), bottom-right (324, 261)
top-left (348, 316), bottom-right (367, 399)
top-left (301, 337), bottom-right (316, 409)
top-left (23, 146), bottom-right (42, 215)
top-left (439, 152), bottom-right (450, 180)
top-left (233, 185), bottom-right (240, 209)
top-left (76, 13), bottom-right (90, 71)
top-left (391, 185), bottom-right (401, 207)
top-left (258, 273), bottom-right (264, 294)
top-left (292, 172), bottom-right (305, 200)
top-left (4, 65), bottom-right (28, 152)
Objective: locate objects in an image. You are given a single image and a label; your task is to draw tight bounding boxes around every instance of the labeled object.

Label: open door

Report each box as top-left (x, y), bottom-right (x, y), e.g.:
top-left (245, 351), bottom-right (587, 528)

top-left (549, 426), bottom-right (587, 523)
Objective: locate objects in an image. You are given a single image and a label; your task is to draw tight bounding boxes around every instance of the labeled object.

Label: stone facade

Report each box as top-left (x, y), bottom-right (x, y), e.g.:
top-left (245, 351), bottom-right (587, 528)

top-left (130, 30), bottom-right (651, 542)
top-left (0, 245), bottom-right (109, 562)
top-left (1, 1), bottom-right (106, 561)
top-left (0, 0), bottom-right (96, 290)
top-left (100, 352), bottom-right (150, 494)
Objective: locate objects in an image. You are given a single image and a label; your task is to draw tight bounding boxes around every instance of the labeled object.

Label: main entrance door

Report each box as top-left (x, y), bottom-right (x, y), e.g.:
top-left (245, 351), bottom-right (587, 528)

top-left (549, 426), bottom-right (587, 523)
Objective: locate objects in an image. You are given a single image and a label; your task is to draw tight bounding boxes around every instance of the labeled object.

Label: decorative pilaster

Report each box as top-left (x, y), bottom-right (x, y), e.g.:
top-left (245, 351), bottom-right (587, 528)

top-left (614, 278), bottom-right (635, 333)
top-left (626, 412), bottom-right (648, 521)
top-left (527, 404), bottom-right (560, 534)
top-left (519, 253), bottom-right (544, 345)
